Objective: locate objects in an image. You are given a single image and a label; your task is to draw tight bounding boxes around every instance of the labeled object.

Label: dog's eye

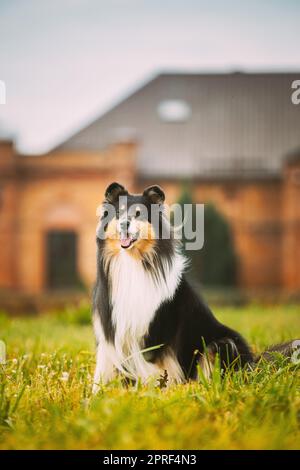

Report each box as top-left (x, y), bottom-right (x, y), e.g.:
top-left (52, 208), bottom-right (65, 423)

top-left (102, 210), bottom-right (108, 218)
top-left (136, 209), bottom-right (141, 217)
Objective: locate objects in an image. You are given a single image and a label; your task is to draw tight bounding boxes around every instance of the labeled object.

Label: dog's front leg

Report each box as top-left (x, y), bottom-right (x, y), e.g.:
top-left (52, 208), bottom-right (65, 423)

top-left (92, 342), bottom-right (115, 394)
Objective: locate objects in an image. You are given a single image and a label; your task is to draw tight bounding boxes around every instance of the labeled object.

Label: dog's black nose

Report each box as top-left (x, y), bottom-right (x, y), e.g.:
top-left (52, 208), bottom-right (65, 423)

top-left (120, 220), bottom-right (130, 231)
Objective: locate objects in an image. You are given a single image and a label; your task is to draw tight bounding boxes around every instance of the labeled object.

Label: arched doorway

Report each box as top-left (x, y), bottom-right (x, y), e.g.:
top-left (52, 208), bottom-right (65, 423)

top-left (43, 203), bottom-right (83, 290)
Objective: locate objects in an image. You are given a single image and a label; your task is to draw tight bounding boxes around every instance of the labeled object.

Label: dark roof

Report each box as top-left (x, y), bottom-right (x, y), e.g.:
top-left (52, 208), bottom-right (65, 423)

top-left (59, 72), bottom-right (300, 179)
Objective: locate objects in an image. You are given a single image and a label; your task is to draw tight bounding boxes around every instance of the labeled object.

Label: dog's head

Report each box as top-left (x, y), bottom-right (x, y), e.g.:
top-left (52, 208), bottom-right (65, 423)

top-left (97, 182), bottom-right (167, 257)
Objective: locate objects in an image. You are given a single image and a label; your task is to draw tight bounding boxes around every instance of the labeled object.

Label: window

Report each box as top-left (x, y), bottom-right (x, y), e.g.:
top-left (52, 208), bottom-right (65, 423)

top-left (157, 100), bottom-right (191, 123)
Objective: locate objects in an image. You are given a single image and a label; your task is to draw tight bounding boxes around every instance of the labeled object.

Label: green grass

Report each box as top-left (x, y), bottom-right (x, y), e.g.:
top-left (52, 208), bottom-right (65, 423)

top-left (0, 304), bottom-right (299, 450)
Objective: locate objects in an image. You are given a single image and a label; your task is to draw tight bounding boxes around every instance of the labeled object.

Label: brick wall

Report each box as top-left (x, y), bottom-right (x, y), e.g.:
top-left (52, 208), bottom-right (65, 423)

top-left (1, 138), bottom-right (299, 294)
top-left (0, 142), bottom-right (136, 293)
top-left (282, 155), bottom-right (300, 292)
top-left (0, 141), bottom-right (18, 288)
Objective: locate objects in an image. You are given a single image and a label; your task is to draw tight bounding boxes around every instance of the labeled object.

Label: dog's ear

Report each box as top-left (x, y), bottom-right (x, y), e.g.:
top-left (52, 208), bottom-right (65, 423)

top-left (143, 185), bottom-right (165, 204)
top-left (105, 182), bottom-right (127, 203)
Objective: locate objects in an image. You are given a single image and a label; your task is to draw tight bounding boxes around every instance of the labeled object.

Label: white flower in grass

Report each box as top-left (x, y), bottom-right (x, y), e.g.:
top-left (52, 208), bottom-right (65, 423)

top-left (61, 372), bottom-right (69, 382)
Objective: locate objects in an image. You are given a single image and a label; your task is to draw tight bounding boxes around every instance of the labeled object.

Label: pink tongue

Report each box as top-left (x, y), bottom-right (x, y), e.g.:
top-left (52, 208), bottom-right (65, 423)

top-left (120, 237), bottom-right (131, 248)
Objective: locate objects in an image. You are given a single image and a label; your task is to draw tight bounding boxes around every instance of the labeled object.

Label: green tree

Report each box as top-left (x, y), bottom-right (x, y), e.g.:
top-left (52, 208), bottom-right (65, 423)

top-left (200, 203), bottom-right (237, 286)
top-left (176, 185), bottom-right (237, 287)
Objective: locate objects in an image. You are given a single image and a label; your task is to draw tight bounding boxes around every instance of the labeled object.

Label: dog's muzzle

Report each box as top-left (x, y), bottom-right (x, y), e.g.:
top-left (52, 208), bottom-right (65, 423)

top-left (119, 219), bottom-right (138, 249)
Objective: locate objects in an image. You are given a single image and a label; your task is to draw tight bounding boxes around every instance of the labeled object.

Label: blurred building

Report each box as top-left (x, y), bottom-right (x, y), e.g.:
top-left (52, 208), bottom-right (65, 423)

top-left (0, 140), bottom-right (136, 293)
top-left (0, 72), bottom-right (300, 294)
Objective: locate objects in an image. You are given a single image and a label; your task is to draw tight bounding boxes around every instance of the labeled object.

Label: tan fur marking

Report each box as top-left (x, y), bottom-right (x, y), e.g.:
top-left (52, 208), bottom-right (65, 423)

top-left (104, 219), bottom-right (157, 261)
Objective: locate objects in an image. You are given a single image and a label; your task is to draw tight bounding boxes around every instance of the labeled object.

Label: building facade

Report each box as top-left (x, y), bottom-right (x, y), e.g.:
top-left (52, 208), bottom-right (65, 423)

top-left (0, 140), bottom-right (136, 293)
top-left (0, 72), bottom-right (300, 294)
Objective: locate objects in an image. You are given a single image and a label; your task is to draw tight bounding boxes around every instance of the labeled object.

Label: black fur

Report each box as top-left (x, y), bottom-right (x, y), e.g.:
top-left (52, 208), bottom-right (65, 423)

top-left (93, 238), bottom-right (115, 343)
top-left (144, 278), bottom-right (253, 378)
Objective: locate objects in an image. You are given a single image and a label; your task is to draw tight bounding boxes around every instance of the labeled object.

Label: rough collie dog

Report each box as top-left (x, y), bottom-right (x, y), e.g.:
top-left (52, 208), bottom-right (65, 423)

top-left (92, 182), bottom-right (299, 391)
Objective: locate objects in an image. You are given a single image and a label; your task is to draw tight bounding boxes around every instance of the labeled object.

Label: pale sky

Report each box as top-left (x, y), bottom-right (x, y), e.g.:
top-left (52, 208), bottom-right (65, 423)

top-left (0, 0), bottom-right (300, 154)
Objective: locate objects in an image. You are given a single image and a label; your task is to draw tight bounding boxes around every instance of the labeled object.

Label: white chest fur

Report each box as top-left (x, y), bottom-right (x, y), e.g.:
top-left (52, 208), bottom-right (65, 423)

top-left (93, 250), bottom-right (186, 386)
top-left (109, 251), bottom-right (184, 347)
